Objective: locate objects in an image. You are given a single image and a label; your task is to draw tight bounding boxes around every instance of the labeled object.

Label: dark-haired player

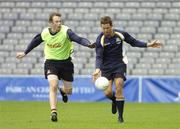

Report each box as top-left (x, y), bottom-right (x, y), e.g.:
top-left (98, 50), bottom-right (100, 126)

top-left (93, 16), bottom-right (162, 123)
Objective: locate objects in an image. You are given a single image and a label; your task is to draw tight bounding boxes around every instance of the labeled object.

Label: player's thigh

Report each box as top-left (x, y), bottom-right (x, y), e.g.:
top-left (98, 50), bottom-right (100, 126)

top-left (47, 74), bottom-right (59, 89)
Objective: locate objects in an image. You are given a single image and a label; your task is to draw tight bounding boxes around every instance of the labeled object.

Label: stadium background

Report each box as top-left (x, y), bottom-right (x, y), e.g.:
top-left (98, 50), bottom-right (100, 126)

top-left (0, 1), bottom-right (180, 129)
top-left (0, 0), bottom-right (180, 102)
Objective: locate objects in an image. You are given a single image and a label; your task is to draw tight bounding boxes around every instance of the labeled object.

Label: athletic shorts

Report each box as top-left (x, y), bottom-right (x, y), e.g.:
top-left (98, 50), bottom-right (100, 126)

top-left (44, 57), bottom-right (74, 82)
top-left (101, 64), bottom-right (127, 81)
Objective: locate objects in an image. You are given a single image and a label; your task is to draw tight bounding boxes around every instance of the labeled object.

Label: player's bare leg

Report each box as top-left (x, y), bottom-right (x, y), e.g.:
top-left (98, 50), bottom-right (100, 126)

top-left (48, 75), bottom-right (59, 122)
top-left (114, 77), bottom-right (125, 123)
top-left (59, 80), bottom-right (73, 102)
top-left (104, 80), bottom-right (117, 114)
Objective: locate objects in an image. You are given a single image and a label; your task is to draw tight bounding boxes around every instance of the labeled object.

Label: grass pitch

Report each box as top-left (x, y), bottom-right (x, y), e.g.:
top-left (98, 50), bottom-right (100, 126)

top-left (0, 101), bottom-right (179, 129)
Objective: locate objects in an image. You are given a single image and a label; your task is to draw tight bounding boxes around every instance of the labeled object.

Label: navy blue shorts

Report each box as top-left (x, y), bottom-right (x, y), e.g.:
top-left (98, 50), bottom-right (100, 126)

top-left (101, 64), bottom-right (127, 81)
top-left (44, 58), bottom-right (74, 82)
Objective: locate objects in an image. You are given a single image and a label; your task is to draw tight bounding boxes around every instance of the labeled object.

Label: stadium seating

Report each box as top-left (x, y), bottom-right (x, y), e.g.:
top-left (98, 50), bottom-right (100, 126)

top-left (0, 0), bottom-right (179, 76)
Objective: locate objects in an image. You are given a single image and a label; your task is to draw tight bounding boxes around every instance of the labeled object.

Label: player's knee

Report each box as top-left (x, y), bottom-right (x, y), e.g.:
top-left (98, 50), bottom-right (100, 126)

top-left (64, 87), bottom-right (72, 95)
top-left (48, 75), bottom-right (58, 91)
top-left (115, 85), bottom-right (123, 92)
top-left (50, 84), bottom-right (58, 91)
top-left (104, 89), bottom-right (112, 97)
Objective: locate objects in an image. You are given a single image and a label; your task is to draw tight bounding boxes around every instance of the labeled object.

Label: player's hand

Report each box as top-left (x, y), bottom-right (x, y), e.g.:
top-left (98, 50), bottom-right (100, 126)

top-left (16, 52), bottom-right (26, 59)
top-left (92, 68), bottom-right (101, 82)
top-left (147, 40), bottom-right (163, 48)
top-left (87, 43), bottom-right (96, 48)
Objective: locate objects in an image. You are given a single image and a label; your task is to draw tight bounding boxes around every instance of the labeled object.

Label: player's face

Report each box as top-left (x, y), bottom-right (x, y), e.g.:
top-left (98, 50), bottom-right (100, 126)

top-left (50, 16), bottom-right (62, 32)
top-left (101, 23), bottom-right (113, 37)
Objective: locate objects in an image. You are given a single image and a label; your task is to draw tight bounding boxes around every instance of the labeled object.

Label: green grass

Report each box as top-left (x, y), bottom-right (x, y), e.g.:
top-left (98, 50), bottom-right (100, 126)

top-left (0, 101), bottom-right (179, 129)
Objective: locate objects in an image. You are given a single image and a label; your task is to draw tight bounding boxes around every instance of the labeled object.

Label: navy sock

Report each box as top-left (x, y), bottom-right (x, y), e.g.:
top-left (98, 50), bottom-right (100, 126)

top-left (116, 100), bottom-right (124, 118)
top-left (111, 92), bottom-right (116, 103)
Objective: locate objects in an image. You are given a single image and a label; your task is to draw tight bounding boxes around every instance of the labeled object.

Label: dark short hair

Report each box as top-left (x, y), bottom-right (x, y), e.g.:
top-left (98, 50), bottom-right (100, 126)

top-left (100, 16), bottom-right (113, 26)
top-left (49, 12), bottom-right (61, 23)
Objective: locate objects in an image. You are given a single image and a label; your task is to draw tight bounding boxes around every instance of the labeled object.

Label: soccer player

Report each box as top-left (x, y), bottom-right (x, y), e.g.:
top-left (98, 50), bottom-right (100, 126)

top-left (93, 16), bottom-right (162, 123)
top-left (16, 12), bottom-right (95, 122)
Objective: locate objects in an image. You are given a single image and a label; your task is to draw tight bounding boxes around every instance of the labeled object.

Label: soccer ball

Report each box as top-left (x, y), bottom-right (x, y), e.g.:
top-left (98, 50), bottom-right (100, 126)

top-left (95, 77), bottom-right (109, 90)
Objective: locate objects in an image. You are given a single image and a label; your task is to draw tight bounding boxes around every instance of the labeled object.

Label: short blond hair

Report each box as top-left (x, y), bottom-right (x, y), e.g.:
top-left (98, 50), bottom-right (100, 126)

top-left (49, 12), bottom-right (61, 23)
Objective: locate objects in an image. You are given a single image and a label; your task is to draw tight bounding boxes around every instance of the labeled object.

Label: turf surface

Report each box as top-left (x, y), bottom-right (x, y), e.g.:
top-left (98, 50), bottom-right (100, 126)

top-left (0, 101), bottom-right (179, 129)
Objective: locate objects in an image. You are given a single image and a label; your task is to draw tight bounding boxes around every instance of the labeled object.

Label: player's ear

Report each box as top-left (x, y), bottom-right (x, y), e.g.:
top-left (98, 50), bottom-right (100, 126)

top-left (49, 21), bottom-right (53, 26)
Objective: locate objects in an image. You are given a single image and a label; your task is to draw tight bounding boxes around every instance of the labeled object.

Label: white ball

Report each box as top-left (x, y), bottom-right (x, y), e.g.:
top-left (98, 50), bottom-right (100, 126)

top-left (95, 77), bottom-right (109, 90)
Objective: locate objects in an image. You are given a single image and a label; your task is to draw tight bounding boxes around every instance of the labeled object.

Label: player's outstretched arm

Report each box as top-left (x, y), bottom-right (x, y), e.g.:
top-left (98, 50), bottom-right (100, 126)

top-left (67, 29), bottom-right (95, 49)
top-left (16, 34), bottom-right (43, 59)
top-left (147, 39), bottom-right (163, 48)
